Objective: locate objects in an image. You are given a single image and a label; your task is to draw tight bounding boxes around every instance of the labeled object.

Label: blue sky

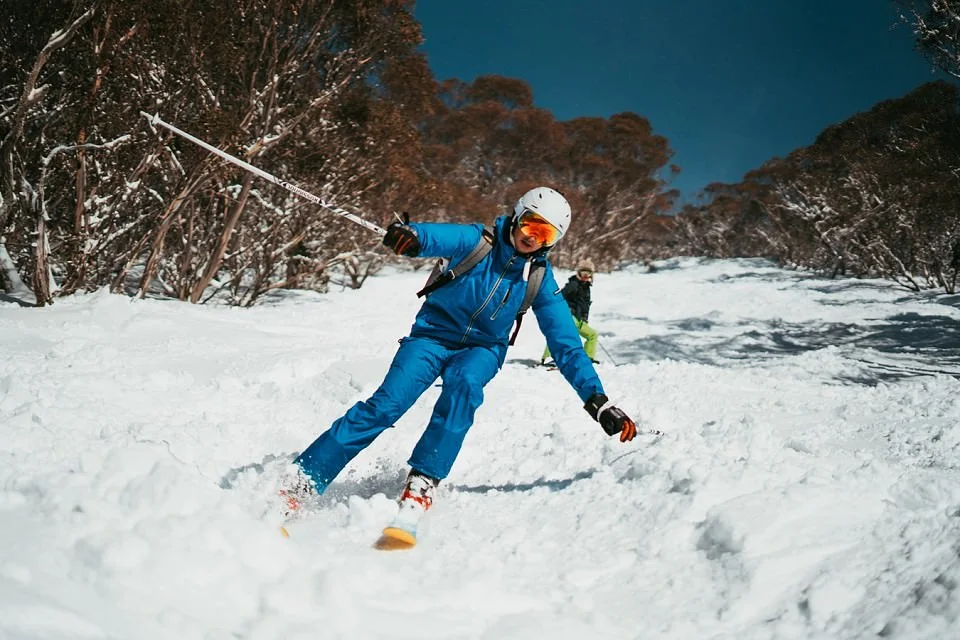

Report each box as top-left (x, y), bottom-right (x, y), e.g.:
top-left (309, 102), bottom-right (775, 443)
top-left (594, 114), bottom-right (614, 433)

top-left (414, 1), bottom-right (946, 203)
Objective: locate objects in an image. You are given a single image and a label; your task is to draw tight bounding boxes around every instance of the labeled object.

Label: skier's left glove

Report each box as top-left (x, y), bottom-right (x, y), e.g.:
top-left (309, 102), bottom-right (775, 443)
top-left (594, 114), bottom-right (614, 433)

top-left (584, 393), bottom-right (637, 442)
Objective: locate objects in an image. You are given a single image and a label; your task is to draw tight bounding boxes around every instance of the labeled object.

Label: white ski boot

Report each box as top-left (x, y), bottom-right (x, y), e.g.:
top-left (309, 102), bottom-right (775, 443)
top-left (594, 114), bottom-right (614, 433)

top-left (276, 466), bottom-right (317, 535)
top-left (374, 469), bottom-right (438, 550)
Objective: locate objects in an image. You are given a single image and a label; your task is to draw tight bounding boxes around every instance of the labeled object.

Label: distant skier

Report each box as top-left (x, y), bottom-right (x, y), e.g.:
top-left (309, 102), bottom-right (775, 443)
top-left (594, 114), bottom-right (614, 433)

top-left (281, 187), bottom-right (637, 547)
top-left (542, 257), bottom-right (599, 366)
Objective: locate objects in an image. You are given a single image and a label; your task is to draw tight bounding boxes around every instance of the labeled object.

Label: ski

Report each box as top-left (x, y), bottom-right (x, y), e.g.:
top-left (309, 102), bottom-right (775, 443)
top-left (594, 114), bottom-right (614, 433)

top-left (281, 522), bottom-right (418, 549)
top-left (373, 526), bottom-right (418, 551)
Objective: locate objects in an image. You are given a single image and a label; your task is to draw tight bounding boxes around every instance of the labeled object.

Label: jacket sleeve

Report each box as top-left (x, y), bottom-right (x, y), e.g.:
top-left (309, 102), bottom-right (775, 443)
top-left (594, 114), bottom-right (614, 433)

top-left (408, 222), bottom-right (485, 262)
top-left (532, 267), bottom-right (605, 402)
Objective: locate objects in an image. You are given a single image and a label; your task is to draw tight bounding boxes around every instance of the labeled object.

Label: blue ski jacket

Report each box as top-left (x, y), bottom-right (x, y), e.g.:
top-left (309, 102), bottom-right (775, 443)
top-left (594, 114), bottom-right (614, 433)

top-left (407, 215), bottom-right (604, 403)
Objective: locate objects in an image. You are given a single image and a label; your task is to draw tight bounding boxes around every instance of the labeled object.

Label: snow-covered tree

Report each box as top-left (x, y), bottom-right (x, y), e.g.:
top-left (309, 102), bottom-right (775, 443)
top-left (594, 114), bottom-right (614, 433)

top-left (0, 0), bottom-right (428, 305)
top-left (897, 0), bottom-right (960, 79)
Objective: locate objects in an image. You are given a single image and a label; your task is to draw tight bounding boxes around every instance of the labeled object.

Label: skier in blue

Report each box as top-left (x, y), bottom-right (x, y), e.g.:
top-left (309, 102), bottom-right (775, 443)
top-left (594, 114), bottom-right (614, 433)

top-left (282, 187), bottom-right (637, 545)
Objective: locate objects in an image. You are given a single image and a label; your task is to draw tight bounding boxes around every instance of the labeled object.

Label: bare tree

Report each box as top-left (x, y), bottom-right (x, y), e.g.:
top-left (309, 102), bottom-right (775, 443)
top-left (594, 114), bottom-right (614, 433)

top-left (897, 0), bottom-right (960, 79)
top-left (1, 0), bottom-right (427, 304)
top-left (0, 4), bottom-right (97, 302)
top-left (673, 80), bottom-right (960, 292)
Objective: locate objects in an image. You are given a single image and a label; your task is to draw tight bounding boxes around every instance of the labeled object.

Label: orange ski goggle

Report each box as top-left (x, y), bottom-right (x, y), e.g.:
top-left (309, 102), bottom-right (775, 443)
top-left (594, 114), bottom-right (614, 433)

top-left (517, 210), bottom-right (561, 246)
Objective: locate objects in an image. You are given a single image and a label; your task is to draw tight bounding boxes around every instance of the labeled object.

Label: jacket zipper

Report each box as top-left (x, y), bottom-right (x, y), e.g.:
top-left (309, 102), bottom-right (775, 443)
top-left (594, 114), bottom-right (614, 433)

top-left (489, 287), bottom-right (512, 320)
top-left (461, 256), bottom-right (514, 342)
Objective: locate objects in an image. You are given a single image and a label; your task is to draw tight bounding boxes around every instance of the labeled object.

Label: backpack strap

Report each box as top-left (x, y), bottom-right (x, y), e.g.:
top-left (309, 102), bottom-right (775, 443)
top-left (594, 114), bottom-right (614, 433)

top-left (416, 226), bottom-right (494, 298)
top-left (508, 259), bottom-right (546, 346)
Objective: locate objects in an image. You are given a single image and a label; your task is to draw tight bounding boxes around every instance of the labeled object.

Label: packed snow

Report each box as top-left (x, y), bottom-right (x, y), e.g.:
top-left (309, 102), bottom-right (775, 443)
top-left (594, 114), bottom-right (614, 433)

top-left (2, 257), bottom-right (960, 639)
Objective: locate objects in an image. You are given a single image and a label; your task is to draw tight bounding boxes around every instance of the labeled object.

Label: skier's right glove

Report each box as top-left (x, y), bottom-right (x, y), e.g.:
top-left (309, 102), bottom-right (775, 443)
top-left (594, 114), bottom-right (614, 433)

top-left (584, 393), bottom-right (637, 442)
top-left (383, 213), bottom-right (420, 257)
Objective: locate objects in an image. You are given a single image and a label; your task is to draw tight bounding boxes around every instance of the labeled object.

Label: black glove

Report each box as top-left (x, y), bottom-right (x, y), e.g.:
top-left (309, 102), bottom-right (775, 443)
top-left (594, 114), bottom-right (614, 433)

top-left (584, 393), bottom-right (637, 442)
top-left (383, 213), bottom-right (420, 257)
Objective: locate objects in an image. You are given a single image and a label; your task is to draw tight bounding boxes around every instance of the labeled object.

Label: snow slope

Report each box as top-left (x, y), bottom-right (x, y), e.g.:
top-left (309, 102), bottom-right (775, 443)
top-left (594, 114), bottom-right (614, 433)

top-left (2, 258), bottom-right (960, 639)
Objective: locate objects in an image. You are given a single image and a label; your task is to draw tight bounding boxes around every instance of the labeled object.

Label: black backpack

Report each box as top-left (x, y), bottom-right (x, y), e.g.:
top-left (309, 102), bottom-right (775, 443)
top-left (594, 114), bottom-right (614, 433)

top-left (415, 226), bottom-right (545, 345)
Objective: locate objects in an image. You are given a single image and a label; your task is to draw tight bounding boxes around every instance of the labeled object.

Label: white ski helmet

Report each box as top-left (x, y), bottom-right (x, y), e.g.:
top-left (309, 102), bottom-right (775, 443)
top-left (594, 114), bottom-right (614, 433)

top-left (512, 187), bottom-right (571, 245)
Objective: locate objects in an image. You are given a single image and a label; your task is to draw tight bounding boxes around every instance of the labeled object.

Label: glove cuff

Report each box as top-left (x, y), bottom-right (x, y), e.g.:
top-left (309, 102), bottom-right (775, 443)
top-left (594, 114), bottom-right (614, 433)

top-left (584, 393), bottom-right (613, 421)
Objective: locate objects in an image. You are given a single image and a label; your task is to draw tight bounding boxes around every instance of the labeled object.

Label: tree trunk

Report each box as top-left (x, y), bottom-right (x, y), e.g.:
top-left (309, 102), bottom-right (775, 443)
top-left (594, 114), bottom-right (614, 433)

top-left (32, 215), bottom-right (53, 305)
top-left (137, 168), bottom-right (209, 298)
top-left (189, 173), bottom-right (254, 303)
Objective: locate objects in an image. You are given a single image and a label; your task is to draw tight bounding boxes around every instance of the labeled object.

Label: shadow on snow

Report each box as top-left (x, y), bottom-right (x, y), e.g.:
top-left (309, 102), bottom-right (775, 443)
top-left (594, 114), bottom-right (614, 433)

top-left (449, 469), bottom-right (597, 494)
top-left (606, 312), bottom-right (960, 385)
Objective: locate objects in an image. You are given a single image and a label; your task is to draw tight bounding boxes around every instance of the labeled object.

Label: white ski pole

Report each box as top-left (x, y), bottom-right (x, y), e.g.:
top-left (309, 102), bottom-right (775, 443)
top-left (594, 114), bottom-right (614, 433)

top-left (139, 111), bottom-right (386, 236)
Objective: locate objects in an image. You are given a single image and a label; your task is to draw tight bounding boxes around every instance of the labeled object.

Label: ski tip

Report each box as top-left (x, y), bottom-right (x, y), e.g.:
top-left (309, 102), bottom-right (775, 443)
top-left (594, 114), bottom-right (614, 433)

top-left (374, 526), bottom-right (417, 551)
top-left (279, 526), bottom-right (290, 538)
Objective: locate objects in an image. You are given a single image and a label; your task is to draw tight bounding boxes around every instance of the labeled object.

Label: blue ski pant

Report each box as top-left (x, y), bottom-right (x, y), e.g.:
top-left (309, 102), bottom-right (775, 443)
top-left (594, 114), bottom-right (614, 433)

top-left (295, 335), bottom-right (501, 492)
